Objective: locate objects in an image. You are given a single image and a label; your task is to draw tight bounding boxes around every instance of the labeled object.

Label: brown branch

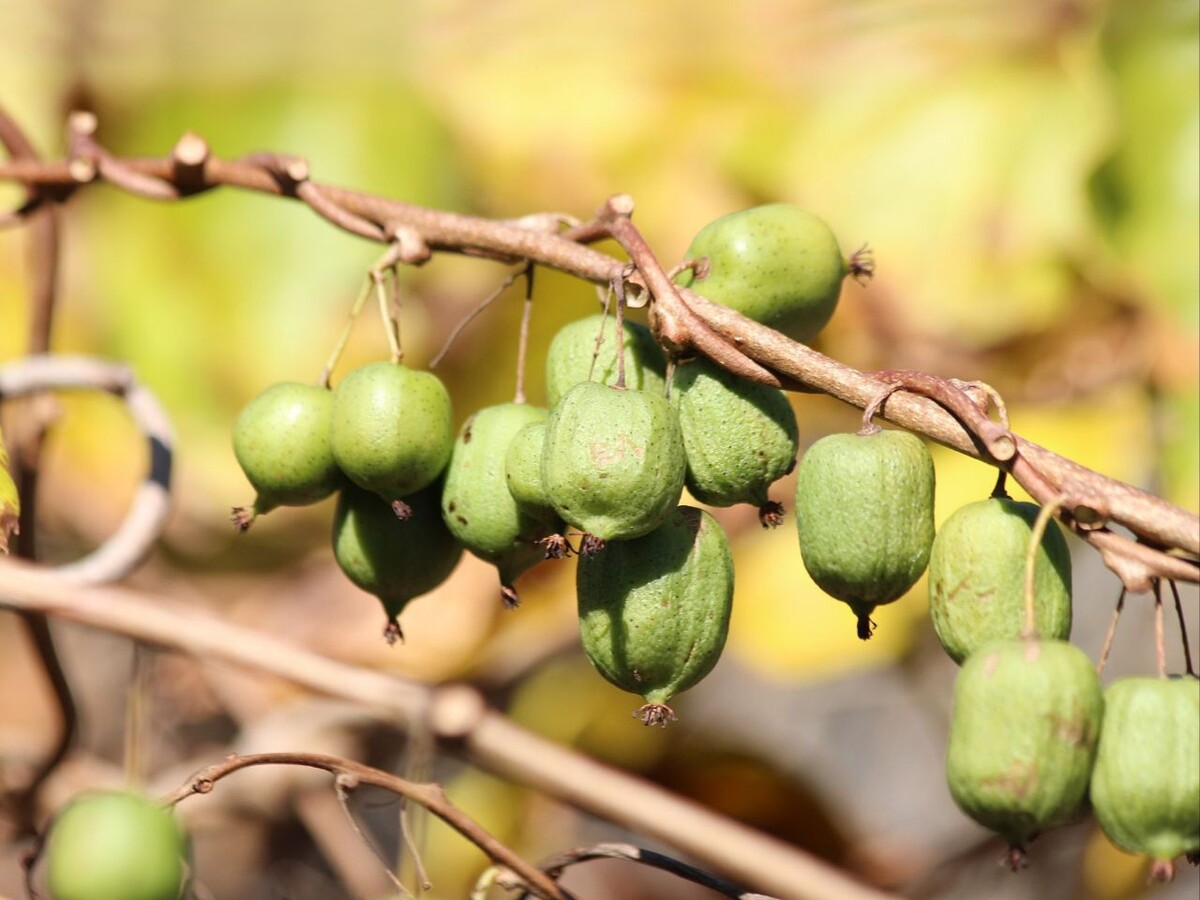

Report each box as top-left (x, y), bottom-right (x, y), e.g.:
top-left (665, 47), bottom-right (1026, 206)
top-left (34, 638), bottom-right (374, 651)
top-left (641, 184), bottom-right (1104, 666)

top-left (0, 557), bottom-right (896, 900)
top-left (0, 117), bottom-right (1195, 582)
top-left (163, 752), bottom-right (566, 900)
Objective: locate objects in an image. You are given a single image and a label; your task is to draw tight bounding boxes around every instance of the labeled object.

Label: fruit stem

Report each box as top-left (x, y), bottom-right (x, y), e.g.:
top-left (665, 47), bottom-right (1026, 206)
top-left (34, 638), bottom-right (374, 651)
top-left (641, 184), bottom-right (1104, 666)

top-left (613, 271), bottom-right (629, 390)
top-left (1022, 494), bottom-right (1066, 639)
top-left (1153, 578), bottom-right (1166, 679)
top-left (512, 263), bottom-right (535, 404)
top-left (373, 265), bottom-right (404, 363)
top-left (989, 469), bottom-right (1009, 500)
top-left (319, 277), bottom-right (373, 387)
top-left (1096, 588), bottom-right (1126, 675)
top-left (1167, 579), bottom-right (1197, 676)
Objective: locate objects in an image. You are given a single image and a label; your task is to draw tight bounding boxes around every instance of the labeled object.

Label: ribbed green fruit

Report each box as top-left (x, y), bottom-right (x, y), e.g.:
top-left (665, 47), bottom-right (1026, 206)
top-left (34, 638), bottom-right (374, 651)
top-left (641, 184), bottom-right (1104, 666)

top-left (45, 790), bottom-right (185, 900)
top-left (576, 506), bottom-right (734, 726)
top-left (1090, 676), bottom-right (1199, 879)
top-left (544, 313), bottom-right (666, 407)
top-left (673, 356), bottom-right (798, 525)
top-left (794, 429), bottom-right (935, 639)
top-left (231, 381), bottom-right (343, 530)
top-left (929, 497), bottom-right (1073, 664)
top-left (330, 361), bottom-right (454, 510)
top-left (503, 420), bottom-right (556, 521)
top-left (946, 639), bottom-right (1103, 862)
top-left (543, 381), bottom-right (686, 542)
top-left (333, 480), bottom-right (462, 642)
top-left (676, 204), bottom-right (849, 344)
top-left (442, 403), bottom-right (558, 606)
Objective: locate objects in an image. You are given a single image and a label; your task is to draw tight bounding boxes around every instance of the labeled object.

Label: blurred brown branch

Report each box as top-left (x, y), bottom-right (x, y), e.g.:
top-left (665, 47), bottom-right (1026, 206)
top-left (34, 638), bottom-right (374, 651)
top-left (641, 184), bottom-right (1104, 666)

top-left (1, 112), bottom-right (1194, 594)
top-left (0, 556), bottom-right (895, 900)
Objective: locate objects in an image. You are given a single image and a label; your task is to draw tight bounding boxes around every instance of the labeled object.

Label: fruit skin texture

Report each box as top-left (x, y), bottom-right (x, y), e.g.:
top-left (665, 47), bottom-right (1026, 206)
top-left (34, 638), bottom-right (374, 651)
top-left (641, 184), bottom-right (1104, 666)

top-left (929, 497), bottom-right (1073, 664)
top-left (672, 356), bottom-right (798, 522)
top-left (231, 381), bottom-right (343, 520)
top-left (441, 403), bottom-right (557, 604)
top-left (45, 790), bottom-right (185, 900)
top-left (333, 480), bottom-right (462, 641)
top-left (544, 313), bottom-right (666, 408)
top-left (330, 361), bottom-right (454, 504)
top-left (946, 639), bottom-right (1103, 855)
top-left (542, 381), bottom-right (687, 542)
top-left (503, 420), bottom-right (557, 522)
top-left (676, 204), bottom-right (848, 344)
top-left (576, 505), bottom-right (733, 725)
top-left (1089, 675), bottom-right (1199, 873)
top-left (794, 429), bottom-right (936, 638)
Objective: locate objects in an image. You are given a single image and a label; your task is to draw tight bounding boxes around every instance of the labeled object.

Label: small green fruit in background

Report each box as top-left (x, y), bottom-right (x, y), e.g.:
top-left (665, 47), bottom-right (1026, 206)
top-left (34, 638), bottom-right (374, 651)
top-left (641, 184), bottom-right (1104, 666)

top-left (672, 356), bottom-right (798, 525)
top-left (544, 313), bottom-right (666, 407)
top-left (231, 381), bottom-right (343, 530)
top-left (333, 480), bottom-right (462, 643)
top-left (946, 639), bottom-right (1103, 866)
top-left (442, 403), bottom-right (559, 606)
top-left (576, 505), bottom-right (734, 726)
top-left (542, 381), bottom-right (686, 543)
top-left (45, 790), bottom-right (186, 900)
top-left (794, 428), bottom-right (935, 639)
top-left (330, 361), bottom-right (454, 514)
top-left (1089, 675), bottom-right (1199, 881)
top-left (928, 496), bottom-right (1073, 664)
top-left (677, 204), bottom-right (854, 344)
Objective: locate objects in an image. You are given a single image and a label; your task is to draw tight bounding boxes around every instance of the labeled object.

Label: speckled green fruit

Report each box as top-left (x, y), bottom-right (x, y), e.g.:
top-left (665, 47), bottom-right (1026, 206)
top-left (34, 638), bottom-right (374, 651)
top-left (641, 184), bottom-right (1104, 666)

top-left (929, 497), bottom-right (1073, 665)
top-left (45, 790), bottom-right (185, 900)
top-left (331, 361), bottom-right (453, 507)
top-left (1090, 676), bottom-right (1199, 878)
top-left (544, 313), bottom-right (666, 407)
top-left (333, 480), bottom-right (462, 642)
top-left (231, 381), bottom-right (343, 528)
top-left (577, 505), bottom-right (733, 725)
top-left (946, 639), bottom-right (1103, 859)
top-left (442, 403), bottom-right (558, 605)
top-left (673, 356), bottom-right (798, 524)
top-left (504, 420), bottom-right (556, 522)
top-left (794, 429), bottom-right (935, 639)
top-left (677, 204), bottom-right (848, 344)
top-left (543, 381), bottom-right (686, 542)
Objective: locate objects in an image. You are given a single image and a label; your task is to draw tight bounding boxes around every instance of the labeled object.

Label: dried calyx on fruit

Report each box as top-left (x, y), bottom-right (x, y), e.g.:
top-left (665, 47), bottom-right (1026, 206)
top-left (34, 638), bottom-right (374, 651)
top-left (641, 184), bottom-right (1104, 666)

top-left (945, 638), bottom-right (1103, 868)
top-left (576, 505), bottom-right (734, 726)
top-left (672, 355), bottom-right (798, 526)
top-left (676, 203), bottom-right (866, 345)
top-left (333, 480), bottom-right (462, 643)
top-left (231, 381), bottom-right (344, 531)
top-left (330, 360), bottom-right (454, 517)
top-left (928, 494), bottom-right (1073, 664)
top-left (1089, 674), bottom-right (1200, 881)
top-left (441, 403), bottom-right (559, 607)
top-left (794, 427), bottom-right (935, 638)
top-left (542, 380), bottom-right (686, 545)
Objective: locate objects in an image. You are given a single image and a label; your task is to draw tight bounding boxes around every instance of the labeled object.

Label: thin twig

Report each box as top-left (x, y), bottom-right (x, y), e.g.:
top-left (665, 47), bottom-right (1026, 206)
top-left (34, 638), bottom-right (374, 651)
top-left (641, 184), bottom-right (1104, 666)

top-left (163, 752), bottom-right (565, 900)
top-left (430, 267), bottom-right (528, 368)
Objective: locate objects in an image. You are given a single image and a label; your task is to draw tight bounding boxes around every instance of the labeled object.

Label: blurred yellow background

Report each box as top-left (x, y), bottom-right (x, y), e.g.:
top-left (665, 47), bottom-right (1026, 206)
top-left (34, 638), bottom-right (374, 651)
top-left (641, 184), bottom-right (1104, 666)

top-left (1, 1), bottom-right (1196, 898)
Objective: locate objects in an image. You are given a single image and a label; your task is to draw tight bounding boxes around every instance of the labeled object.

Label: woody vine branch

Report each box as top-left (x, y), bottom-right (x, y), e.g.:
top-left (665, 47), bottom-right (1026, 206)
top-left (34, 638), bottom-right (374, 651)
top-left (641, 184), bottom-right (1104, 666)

top-left (0, 110), bottom-right (1196, 593)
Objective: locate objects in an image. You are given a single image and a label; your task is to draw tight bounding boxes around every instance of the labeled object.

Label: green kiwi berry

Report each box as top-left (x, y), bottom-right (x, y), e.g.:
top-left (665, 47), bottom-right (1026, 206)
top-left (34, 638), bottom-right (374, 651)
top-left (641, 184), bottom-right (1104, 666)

top-left (231, 380), bottom-right (343, 531)
top-left (544, 313), bottom-right (666, 407)
top-left (677, 204), bottom-right (857, 344)
top-left (576, 505), bottom-right (734, 726)
top-left (45, 790), bottom-right (186, 900)
top-left (794, 428), bottom-right (936, 639)
top-left (542, 381), bottom-right (686, 543)
top-left (330, 361), bottom-right (454, 514)
top-left (333, 480), bottom-right (462, 642)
